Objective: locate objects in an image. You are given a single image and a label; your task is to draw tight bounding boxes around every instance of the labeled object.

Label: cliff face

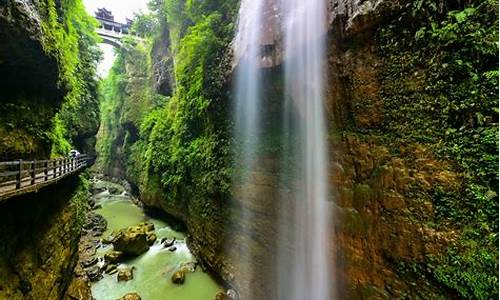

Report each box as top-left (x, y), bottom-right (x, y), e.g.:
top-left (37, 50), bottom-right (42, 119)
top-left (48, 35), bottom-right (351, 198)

top-left (0, 176), bottom-right (89, 299)
top-left (326, 0), bottom-right (498, 298)
top-left (0, 0), bottom-right (100, 160)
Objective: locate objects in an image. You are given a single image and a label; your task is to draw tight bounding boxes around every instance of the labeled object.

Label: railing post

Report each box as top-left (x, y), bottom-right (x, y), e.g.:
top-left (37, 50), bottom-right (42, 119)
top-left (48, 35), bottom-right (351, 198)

top-left (31, 160), bottom-right (36, 185)
top-left (44, 161), bottom-right (49, 181)
top-left (16, 159), bottom-right (22, 189)
top-left (53, 160), bottom-right (57, 179)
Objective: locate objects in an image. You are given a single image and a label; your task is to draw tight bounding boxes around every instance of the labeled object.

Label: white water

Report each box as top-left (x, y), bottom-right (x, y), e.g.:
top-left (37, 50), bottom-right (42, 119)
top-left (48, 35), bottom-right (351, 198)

top-left (233, 0), bottom-right (264, 166)
top-left (233, 0), bottom-right (332, 298)
top-left (279, 0), bottom-right (332, 299)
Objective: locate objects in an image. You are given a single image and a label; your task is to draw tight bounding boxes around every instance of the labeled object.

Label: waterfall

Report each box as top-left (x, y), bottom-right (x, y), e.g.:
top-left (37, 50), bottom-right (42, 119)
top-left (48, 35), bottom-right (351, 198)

top-left (279, 0), bottom-right (332, 299)
top-left (233, 0), bottom-right (332, 298)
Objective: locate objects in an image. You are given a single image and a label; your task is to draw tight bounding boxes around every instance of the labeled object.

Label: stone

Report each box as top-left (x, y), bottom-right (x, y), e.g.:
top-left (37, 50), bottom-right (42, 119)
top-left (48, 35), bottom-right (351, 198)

top-left (102, 235), bottom-right (114, 244)
top-left (104, 264), bottom-right (118, 274)
top-left (117, 292), bottom-right (141, 300)
top-left (112, 228), bottom-right (149, 256)
top-left (146, 233), bottom-right (157, 245)
top-left (104, 250), bottom-right (125, 263)
top-left (108, 186), bottom-right (121, 195)
top-left (215, 292), bottom-right (230, 300)
top-left (163, 237), bottom-right (176, 247)
top-left (138, 222), bottom-right (155, 232)
top-left (117, 266), bottom-right (135, 282)
top-left (64, 278), bottom-right (92, 299)
top-left (171, 270), bottom-right (185, 284)
top-left (83, 213), bottom-right (107, 235)
top-left (85, 265), bottom-right (102, 282)
top-left (168, 246), bottom-right (177, 252)
top-left (226, 289), bottom-right (238, 300)
top-left (81, 256), bottom-right (98, 268)
top-left (179, 261), bottom-right (197, 273)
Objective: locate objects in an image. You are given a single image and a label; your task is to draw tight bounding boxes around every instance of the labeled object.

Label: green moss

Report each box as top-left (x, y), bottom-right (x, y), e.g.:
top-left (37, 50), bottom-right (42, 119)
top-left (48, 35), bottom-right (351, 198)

top-left (39, 0), bottom-right (101, 156)
top-left (0, 0), bottom-right (100, 159)
top-left (375, 0), bottom-right (498, 297)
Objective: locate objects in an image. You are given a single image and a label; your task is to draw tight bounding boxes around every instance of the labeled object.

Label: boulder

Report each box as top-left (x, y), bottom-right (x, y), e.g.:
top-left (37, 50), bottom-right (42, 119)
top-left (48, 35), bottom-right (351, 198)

top-left (179, 261), bottom-right (197, 273)
top-left (117, 292), bottom-right (141, 300)
top-left (162, 237), bottom-right (176, 247)
top-left (215, 292), bottom-right (230, 300)
top-left (64, 277), bottom-right (92, 300)
top-left (104, 250), bottom-right (125, 263)
top-left (138, 222), bottom-right (155, 232)
top-left (117, 266), bottom-right (135, 282)
top-left (108, 186), bottom-right (121, 195)
top-left (104, 264), bottom-right (118, 274)
top-left (85, 265), bottom-right (102, 282)
top-left (171, 270), bottom-right (185, 284)
top-left (168, 246), bottom-right (177, 252)
top-left (146, 233), bottom-right (157, 245)
top-left (227, 289), bottom-right (238, 300)
top-left (112, 228), bottom-right (149, 256)
top-left (83, 213), bottom-right (107, 235)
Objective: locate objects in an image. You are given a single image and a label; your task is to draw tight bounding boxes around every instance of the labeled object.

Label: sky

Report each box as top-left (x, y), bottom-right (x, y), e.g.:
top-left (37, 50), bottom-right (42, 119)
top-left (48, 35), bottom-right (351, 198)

top-left (82, 0), bottom-right (150, 77)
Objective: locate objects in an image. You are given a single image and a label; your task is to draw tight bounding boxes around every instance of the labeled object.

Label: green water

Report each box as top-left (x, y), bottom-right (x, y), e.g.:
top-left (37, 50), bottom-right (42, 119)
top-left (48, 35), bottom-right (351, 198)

top-left (91, 186), bottom-right (222, 300)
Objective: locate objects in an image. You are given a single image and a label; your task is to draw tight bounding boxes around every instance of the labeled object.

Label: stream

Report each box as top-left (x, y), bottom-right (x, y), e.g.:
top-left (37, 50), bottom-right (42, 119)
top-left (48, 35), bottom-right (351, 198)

top-left (89, 179), bottom-right (222, 300)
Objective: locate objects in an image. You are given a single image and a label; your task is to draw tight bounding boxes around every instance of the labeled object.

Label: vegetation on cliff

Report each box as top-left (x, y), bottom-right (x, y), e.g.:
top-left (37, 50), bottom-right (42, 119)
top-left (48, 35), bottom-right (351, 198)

top-left (97, 0), bottom-right (237, 208)
top-left (376, 0), bottom-right (498, 298)
top-left (0, 0), bottom-right (100, 159)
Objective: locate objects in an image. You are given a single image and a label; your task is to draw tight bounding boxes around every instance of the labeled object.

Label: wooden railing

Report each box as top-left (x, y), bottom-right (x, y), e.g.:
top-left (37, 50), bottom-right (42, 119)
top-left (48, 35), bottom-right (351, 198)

top-left (0, 155), bottom-right (91, 198)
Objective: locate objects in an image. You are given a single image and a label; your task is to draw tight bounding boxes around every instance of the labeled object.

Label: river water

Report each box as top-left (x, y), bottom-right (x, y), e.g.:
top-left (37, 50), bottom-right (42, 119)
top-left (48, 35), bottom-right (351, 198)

top-left (90, 180), bottom-right (222, 300)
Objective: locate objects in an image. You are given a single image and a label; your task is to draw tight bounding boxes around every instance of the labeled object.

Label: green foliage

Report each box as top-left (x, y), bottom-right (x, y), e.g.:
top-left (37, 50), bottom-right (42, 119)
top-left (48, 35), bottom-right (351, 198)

top-left (48, 114), bottom-right (72, 157)
top-left (131, 13), bottom-right (160, 37)
top-left (97, 0), bottom-right (237, 208)
top-left (377, 0), bottom-right (498, 297)
top-left (144, 0), bottom-right (237, 203)
top-left (38, 0), bottom-right (101, 156)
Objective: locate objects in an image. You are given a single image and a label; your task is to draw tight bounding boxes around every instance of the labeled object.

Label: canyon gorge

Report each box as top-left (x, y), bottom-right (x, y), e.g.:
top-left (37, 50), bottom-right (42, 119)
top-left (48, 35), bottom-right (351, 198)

top-left (0, 0), bottom-right (498, 299)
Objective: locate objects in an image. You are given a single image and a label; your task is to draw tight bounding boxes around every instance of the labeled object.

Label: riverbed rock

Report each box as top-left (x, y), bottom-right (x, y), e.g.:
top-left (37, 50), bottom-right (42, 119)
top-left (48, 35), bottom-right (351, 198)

top-left (117, 266), bottom-right (135, 282)
top-left (168, 246), bottom-right (177, 252)
top-left (85, 265), bottom-right (102, 282)
top-left (171, 270), bottom-right (185, 284)
top-left (104, 250), bottom-right (125, 263)
top-left (138, 222), bottom-right (155, 232)
top-left (117, 292), bottom-right (141, 300)
top-left (112, 228), bottom-right (150, 256)
top-left (226, 289), bottom-right (238, 300)
top-left (82, 213), bottom-right (107, 236)
top-left (81, 256), bottom-right (98, 268)
top-left (146, 232), bottom-right (157, 245)
top-left (162, 237), bottom-right (176, 247)
top-left (64, 276), bottom-right (92, 300)
top-left (179, 261), bottom-right (197, 273)
top-left (108, 186), bottom-right (121, 195)
top-left (104, 263), bottom-right (118, 274)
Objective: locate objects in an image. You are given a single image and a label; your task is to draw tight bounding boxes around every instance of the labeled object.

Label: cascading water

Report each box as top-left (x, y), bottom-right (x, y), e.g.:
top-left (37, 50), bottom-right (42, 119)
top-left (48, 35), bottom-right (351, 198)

top-left (278, 0), bottom-right (332, 299)
top-left (234, 0), bottom-right (264, 164)
top-left (233, 0), bottom-right (332, 298)
top-left (232, 0), bottom-right (265, 297)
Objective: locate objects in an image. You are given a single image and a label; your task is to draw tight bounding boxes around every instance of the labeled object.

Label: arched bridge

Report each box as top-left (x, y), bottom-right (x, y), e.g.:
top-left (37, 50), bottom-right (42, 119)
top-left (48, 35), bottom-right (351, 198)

top-left (0, 155), bottom-right (92, 201)
top-left (96, 26), bottom-right (127, 48)
top-left (94, 8), bottom-right (138, 48)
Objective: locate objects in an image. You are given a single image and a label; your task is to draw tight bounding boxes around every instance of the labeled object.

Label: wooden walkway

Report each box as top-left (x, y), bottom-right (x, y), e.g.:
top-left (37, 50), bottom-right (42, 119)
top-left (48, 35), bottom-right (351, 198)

top-left (0, 155), bottom-right (90, 201)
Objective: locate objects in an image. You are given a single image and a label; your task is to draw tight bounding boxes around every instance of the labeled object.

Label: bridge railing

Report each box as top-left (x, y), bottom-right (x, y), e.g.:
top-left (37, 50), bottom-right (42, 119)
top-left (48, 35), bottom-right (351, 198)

top-left (0, 155), bottom-right (90, 193)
